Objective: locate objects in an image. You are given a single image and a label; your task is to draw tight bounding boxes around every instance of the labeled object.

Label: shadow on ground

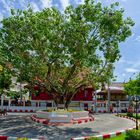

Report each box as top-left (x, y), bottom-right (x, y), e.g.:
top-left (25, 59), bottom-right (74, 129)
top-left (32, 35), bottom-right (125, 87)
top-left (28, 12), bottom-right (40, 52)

top-left (0, 115), bottom-right (99, 140)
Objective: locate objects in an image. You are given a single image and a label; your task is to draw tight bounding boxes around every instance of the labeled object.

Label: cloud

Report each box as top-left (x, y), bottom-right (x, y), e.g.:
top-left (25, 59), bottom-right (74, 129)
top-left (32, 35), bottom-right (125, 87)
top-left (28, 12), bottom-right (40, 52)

top-left (118, 57), bottom-right (126, 63)
top-left (31, 2), bottom-right (40, 12)
top-left (0, 13), bottom-right (4, 21)
top-left (106, 0), bottom-right (127, 3)
top-left (122, 73), bottom-right (126, 77)
top-left (136, 36), bottom-right (140, 42)
top-left (1, 0), bottom-right (11, 12)
top-left (78, 0), bottom-right (85, 4)
top-left (117, 57), bottom-right (133, 65)
top-left (130, 60), bottom-right (140, 69)
top-left (125, 68), bottom-right (139, 73)
top-left (121, 0), bottom-right (128, 2)
top-left (132, 33), bottom-right (135, 37)
top-left (60, 0), bottom-right (70, 10)
top-left (40, 0), bottom-right (52, 8)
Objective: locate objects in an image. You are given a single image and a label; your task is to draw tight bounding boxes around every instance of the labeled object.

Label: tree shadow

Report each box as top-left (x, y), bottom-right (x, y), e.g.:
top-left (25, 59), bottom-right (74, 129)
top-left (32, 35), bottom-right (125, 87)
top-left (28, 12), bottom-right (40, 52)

top-left (0, 115), bottom-right (99, 140)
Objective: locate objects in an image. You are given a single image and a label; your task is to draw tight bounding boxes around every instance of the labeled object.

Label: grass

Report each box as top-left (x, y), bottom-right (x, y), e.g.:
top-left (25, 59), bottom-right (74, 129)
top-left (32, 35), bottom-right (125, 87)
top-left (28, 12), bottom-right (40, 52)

top-left (106, 134), bottom-right (126, 140)
top-left (88, 134), bottom-right (126, 140)
top-left (132, 114), bottom-right (140, 121)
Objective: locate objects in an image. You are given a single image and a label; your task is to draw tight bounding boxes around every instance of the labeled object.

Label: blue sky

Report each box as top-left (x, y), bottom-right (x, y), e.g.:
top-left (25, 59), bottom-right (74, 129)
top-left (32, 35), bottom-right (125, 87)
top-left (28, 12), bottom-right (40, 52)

top-left (0, 0), bottom-right (140, 82)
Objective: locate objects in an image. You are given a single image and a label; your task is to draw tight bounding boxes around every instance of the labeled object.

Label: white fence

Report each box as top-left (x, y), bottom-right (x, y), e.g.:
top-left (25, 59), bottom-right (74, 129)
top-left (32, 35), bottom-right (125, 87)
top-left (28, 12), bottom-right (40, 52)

top-left (0, 106), bottom-right (46, 112)
top-left (1, 100), bottom-right (140, 113)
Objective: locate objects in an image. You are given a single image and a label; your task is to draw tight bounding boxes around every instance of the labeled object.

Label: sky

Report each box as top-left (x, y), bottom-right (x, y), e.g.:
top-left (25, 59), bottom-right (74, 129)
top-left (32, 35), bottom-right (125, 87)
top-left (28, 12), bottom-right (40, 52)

top-left (0, 0), bottom-right (140, 82)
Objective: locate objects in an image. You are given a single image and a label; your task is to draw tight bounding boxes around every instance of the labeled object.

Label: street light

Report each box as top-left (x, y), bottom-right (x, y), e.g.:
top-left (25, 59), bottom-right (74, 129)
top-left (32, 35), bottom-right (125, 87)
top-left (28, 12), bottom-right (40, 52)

top-left (131, 95), bottom-right (140, 130)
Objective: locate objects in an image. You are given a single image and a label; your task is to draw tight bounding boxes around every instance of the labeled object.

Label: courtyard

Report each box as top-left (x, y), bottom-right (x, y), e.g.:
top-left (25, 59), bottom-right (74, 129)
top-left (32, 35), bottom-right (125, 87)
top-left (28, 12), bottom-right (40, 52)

top-left (0, 113), bottom-right (135, 140)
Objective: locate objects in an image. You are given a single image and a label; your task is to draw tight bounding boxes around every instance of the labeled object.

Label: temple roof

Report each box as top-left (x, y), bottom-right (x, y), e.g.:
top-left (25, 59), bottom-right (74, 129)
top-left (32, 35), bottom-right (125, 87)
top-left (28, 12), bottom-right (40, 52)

top-left (97, 82), bottom-right (124, 94)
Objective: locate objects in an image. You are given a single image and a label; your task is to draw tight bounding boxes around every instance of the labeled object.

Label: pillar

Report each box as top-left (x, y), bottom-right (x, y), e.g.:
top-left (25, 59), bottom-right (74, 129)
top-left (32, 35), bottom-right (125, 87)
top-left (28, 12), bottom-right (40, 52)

top-left (1, 94), bottom-right (4, 110)
top-left (8, 98), bottom-right (11, 107)
top-left (23, 100), bottom-right (25, 107)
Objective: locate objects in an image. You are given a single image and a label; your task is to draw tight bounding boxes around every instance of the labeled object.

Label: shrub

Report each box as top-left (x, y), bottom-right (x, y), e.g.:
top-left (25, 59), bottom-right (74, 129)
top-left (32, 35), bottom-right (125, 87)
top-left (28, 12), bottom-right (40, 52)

top-left (132, 115), bottom-right (140, 120)
top-left (127, 112), bottom-right (133, 117)
top-left (125, 129), bottom-right (140, 140)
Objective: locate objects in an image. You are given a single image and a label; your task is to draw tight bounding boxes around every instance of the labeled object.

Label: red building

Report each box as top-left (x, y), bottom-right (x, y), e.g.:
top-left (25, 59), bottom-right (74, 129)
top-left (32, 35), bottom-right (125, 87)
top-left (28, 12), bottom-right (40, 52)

top-left (31, 82), bottom-right (132, 113)
top-left (32, 87), bottom-right (94, 110)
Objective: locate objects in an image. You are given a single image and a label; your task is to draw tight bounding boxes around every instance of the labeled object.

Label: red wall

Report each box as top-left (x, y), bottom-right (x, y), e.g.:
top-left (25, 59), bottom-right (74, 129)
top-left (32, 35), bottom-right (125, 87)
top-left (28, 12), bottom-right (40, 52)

top-left (32, 92), bottom-right (53, 100)
top-left (32, 88), bottom-right (93, 101)
top-left (73, 88), bottom-right (93, 101)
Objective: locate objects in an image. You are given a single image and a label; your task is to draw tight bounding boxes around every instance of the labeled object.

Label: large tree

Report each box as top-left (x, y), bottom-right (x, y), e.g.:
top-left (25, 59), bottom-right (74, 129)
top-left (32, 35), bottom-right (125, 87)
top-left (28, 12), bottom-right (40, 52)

top-left (0, 0), bottom-right (134, 109)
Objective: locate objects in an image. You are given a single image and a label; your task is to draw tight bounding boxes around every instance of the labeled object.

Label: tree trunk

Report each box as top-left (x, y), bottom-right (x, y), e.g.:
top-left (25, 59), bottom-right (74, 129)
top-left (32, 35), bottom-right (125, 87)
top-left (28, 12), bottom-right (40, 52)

top-left (52, 93), bottom-right (71, 110)
top-left (52, 93), bottom-right (65, 109)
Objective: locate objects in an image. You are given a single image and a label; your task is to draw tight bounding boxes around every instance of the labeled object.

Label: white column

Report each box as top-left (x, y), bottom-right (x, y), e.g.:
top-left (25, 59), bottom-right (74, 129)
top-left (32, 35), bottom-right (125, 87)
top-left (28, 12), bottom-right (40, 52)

top-left (93, 91), bottom-right (97, 113)
top-left (23, 100), bottom-right (25, 107)
top-left (52, 101), bottom-right (53, 108)
top-left (8, 98), bottom-right (11, 107)
top-left (80, 102), bottom-right (81, 110)
top-left (1, 94), bottom-right (4, 110)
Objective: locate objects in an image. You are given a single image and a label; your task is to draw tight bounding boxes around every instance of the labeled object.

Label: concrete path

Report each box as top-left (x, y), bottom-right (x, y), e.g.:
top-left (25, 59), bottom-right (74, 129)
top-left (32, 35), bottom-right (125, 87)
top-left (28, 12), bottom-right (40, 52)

top-left (0, 113), bottom-right (135, 140)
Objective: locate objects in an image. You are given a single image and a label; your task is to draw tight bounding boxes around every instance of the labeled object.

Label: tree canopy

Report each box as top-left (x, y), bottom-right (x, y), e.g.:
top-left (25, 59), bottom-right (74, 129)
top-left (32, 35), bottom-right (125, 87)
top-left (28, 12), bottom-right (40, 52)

top-left (0, 64), bottom-right (12, 95)
top-left (0, 0), bottom-right (134, 108)
top-left (124, 74), bottom-right (140, 96)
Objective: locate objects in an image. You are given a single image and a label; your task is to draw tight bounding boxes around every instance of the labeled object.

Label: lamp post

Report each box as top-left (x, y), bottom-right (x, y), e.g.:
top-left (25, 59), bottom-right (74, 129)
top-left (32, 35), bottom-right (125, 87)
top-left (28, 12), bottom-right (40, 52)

top-left (131, 95), bottom-right (140, 130)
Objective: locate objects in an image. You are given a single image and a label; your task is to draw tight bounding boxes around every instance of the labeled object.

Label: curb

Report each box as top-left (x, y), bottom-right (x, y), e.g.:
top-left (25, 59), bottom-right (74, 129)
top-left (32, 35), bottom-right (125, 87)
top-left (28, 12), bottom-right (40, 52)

top-left (71, 115), bottom-right (137, 140)
top-left (0, 136), bottom-right (40, 140)
top-left (116, 115), bottom-right (140, 128)
top-left (70, 129), bottom-right (132, 140)
top-left (116, 114), bottom-right (140, 126)
top-left (31, 115), bottom-right (94, 126)
top-left (8, 109), bottom-right (34, 113)
top-left (0, 109), bottom-right (35, 113)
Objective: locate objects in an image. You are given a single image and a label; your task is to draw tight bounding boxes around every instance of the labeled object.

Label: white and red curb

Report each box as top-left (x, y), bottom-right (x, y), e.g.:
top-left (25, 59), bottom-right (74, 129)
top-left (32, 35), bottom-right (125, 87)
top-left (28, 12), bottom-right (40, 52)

top-left (71, 115), bottom-right (137, 140)
top-left (72, 117), bottom-right (94, 125)
top-left (116, 115), bottom-right (140, 127)
top-left (0, 109), bottom-right (35, 113)
top-left (0, 136), bottom-right (41, 140)
top-left (31, 115), bottom-right (94, 126)
top-left (8, 109), bottom-right (34, 113)
top-left (70, 128), bottom-right (135, 140)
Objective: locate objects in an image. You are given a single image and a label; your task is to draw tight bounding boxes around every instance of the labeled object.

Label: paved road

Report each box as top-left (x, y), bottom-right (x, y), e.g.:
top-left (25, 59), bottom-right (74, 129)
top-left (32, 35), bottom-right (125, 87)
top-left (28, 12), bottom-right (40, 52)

top-left (0, 113), bottom-right (135, 140)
